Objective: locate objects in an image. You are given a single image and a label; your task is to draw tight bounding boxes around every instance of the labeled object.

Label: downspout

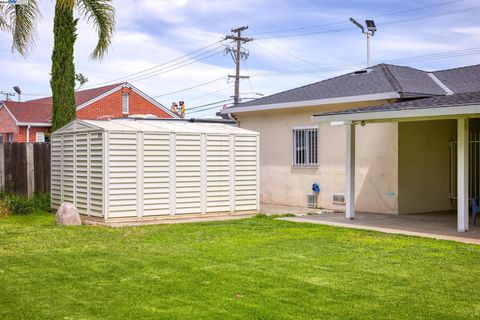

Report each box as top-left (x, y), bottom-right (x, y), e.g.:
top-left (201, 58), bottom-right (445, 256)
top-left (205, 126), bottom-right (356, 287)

top-left (228, 113), bottom-right (238, 126)
top-left (26, 125), bottom-right (31, 143)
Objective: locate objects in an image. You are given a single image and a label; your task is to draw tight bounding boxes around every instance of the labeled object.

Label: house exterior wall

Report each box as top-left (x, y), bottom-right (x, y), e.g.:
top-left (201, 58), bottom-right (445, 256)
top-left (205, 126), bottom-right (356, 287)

top-left (0, 106), bottom-right (19, 142)
top-left (398, 120), bottom-right (456, 214)
top-left (76, 87), bottom-right (173, 120)
top-left (16, 126), bottom-right (50, 143)
top-left (234, 100), bottom-right (399, 214)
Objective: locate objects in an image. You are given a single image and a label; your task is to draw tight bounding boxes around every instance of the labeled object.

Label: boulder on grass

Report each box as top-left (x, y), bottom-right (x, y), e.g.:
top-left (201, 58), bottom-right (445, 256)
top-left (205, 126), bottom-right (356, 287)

top-left (56, 203), bottom-right (81, 226)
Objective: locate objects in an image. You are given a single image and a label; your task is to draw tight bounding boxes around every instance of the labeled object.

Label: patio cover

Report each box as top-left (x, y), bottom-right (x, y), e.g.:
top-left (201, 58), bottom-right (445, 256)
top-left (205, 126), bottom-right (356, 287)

top-left (311, 91), bottom-right (480, 232)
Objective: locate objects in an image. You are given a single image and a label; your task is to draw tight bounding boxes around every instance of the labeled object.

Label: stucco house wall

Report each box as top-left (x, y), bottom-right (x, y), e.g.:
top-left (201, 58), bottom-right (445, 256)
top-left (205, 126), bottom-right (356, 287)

top-left (398, 120), bottom-right (456, 214)
top-left (236, 100), bottom-right (399, 214)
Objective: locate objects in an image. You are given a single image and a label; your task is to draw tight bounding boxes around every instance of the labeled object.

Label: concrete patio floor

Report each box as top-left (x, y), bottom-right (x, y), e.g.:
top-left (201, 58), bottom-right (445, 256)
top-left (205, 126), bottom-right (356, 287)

top-left (261, 204), bottom-right (480, 244)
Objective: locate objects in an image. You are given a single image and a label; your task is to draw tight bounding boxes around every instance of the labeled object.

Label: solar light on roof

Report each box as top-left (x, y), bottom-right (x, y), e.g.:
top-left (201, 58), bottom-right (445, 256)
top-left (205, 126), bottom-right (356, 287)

top-left (350, 17), bottom-right (378, 68)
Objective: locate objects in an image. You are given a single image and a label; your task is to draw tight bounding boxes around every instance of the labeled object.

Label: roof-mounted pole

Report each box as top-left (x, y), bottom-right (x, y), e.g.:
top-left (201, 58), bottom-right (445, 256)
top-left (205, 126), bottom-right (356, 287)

top-left (350, 18), bottom-right (377, 68)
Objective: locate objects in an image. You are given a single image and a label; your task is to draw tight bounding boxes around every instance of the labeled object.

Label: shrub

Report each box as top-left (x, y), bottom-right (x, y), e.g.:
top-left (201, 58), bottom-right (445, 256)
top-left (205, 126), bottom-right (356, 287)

top-left (0, 193), bottom-right (51, 215)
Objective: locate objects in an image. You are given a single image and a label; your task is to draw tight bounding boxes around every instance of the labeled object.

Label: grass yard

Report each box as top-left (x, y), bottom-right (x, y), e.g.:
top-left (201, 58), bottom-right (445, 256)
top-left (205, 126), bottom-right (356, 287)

top-left (1, 212), bottom-right (479, 319)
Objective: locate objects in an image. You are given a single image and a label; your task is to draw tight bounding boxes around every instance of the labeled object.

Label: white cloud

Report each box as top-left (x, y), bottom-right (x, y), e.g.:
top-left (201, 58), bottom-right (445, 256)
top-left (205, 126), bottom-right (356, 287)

top-left (0, 0), bottom-right (479, 116)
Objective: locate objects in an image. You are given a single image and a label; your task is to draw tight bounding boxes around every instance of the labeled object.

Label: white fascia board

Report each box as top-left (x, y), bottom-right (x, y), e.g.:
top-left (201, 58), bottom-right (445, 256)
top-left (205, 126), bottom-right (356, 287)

top-left (128, 84), bottom-right (180, 119)
top-left (17, 122), bottom-right (52, 127)
top-left (76, 84), bottom-right (124, 111)
top-left (311, 104), bottom-right (480, 124)
top-left (222, 92), bottom-right (400, 114)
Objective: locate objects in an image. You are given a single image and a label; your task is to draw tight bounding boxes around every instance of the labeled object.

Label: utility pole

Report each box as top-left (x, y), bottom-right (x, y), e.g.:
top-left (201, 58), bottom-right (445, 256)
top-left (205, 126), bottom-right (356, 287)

top-left (0, 91), bottom-right (15, 101)
top-left (225, 26), bottom-right (253, 105)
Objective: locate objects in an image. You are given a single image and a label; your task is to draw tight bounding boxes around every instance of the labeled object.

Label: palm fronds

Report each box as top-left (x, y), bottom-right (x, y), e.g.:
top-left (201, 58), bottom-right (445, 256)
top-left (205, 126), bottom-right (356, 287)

top-left (76, 0), bottom-right (115, 60)
top-left (2, 0), bottom-right (41, 56)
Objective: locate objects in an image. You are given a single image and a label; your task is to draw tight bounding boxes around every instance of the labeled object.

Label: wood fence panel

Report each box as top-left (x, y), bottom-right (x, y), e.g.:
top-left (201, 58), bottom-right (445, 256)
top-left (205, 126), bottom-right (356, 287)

top-left (0, 143), bottom-right (51, 196)
top-left (34, 143), bottom-right (51, 193)
top-left (12, 143), bottom-right (28, 196)
top-left (3, 143), bottom-right (13, 193)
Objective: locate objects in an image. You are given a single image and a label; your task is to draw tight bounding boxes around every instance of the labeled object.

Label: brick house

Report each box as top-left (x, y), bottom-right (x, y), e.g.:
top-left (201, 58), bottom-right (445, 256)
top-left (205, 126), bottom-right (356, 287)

top-left (0, 82), bottom-right (177, 142)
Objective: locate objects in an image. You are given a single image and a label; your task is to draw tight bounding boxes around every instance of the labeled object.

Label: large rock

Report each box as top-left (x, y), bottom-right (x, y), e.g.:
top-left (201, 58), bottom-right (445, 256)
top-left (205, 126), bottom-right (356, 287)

top-left (55, 203), bottom-right (82, 226)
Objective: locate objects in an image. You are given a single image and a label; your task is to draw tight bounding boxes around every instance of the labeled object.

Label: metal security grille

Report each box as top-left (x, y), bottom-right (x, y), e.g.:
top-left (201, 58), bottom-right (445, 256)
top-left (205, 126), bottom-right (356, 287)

top-left (293, 128), bottom-right (318, 166)
top-left (449, 132), bottom-right (480, 199)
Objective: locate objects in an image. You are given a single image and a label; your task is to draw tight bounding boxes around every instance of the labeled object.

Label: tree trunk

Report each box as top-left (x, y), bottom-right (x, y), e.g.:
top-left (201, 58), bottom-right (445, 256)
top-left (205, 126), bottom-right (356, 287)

top-left (50, 2), bottom-right (77, 131)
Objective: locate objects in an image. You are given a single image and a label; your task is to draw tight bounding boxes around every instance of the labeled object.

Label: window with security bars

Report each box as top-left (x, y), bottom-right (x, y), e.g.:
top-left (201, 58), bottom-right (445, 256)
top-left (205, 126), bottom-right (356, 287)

top-left (292, 128), bottom-right (318, 166)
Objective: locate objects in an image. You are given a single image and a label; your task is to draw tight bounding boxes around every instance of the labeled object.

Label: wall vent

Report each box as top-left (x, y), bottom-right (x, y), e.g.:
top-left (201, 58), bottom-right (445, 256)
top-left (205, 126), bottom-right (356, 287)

top-left (332, 193), bottom-right (345, 204)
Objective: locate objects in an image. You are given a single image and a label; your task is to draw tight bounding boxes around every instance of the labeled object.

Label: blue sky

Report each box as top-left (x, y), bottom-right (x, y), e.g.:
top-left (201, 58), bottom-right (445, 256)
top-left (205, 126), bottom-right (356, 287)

top-left (0, 0), bottom-right (479, 117)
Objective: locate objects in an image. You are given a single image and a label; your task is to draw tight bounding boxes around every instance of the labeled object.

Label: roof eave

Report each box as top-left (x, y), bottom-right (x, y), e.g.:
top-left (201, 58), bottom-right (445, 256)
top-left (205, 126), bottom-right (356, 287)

top-left (311, 104), bottom-right (480, 124)
top-left (222, 92), bottom-right (401, 114)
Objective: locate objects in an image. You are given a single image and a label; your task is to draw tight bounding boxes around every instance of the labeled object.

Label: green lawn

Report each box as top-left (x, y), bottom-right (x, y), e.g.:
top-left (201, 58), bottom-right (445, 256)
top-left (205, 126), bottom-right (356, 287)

top-left (0, 212), bottom-right (479, 319)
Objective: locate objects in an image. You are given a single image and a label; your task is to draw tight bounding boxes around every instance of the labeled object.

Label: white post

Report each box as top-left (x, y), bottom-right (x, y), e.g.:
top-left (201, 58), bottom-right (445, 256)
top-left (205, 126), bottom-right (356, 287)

top-left (457, 118), bottom-right (469, 232)
top-left (345, 124), bottom-right (355, 220)
top-left (366, 32), bottom-right (371, 68)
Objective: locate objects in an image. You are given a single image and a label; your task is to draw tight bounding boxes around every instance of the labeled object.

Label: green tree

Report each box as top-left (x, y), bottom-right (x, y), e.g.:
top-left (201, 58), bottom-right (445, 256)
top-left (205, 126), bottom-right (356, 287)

top-left (1, 1), bottom-right (115, 131)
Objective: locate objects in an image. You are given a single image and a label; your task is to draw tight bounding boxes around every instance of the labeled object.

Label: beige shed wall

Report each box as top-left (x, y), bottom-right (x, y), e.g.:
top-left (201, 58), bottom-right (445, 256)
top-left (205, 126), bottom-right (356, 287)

top-left (235, 101), bottom-right (399, 214)
top-left (398, 120), bottom-right (456, 214)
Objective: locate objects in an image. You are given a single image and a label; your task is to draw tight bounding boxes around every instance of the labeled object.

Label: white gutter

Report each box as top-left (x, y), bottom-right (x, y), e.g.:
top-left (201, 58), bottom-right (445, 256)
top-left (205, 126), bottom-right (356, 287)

top-left (311, 104), bottom-right (480, 124)
top-left (26, 125), bottom-right (31, 143)
top-left (17, 122), bottom-right (52, 127)
top-left (222, 92), bottom-right (400, 114)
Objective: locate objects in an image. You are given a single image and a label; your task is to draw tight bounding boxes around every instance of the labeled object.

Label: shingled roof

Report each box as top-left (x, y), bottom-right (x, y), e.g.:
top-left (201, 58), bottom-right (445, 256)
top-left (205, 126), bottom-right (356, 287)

top-left (225, 63), bottom-right (480, 112)
top-left (26, 82), bottom-right (122, 107)
top-left (314, 91), bottom-right (480, 118)
top-left (0, 83), bottom-right (124, 125)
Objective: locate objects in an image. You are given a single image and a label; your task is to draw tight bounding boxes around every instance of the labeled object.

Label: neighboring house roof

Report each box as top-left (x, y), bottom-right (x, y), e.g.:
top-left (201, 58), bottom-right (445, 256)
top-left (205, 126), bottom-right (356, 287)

top-left (0, 82), bottom-right (177, 126)
top-left (224, 63), bottom-right (480, 113)
top-left (27, 83), bottom-right (122, 107)
top-left (1, 100), bottom-right (51, 125)
top-left (312, 91), bottom-right (480, 123)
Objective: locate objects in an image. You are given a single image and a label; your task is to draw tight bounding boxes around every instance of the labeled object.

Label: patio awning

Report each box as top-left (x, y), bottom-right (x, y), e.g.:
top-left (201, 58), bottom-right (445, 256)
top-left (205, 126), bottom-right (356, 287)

top-left (310, 91), bottom-right (480, 232)
top-left (311, 91), bottom-right (480, 124)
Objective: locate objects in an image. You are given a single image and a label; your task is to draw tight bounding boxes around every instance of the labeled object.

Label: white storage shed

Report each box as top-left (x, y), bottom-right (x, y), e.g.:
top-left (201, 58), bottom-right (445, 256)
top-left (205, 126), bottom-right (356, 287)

top-left (51, 119), bottom-right (259, 221)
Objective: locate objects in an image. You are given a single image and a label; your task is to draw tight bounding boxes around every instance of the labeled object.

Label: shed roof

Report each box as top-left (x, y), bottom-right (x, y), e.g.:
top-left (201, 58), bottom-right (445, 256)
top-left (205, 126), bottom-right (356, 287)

top-left (54, 119), bottom-right (259, 135)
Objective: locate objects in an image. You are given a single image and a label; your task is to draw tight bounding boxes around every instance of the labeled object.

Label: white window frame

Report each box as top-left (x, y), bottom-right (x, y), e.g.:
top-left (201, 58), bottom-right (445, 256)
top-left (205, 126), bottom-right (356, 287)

top-left (122, 93), bottom-right (129, 114)
top-left (292, 126), bottom-right (318, 166)
top-left (7, 133), bottom-right (13, 143)
top-left (36, 132), bottom-right (45, 143)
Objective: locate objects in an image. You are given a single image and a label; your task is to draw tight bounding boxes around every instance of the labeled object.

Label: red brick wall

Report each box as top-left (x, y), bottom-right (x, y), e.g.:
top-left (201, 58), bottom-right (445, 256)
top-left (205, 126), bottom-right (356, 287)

top-left (76, 87), bottom-right (173, 120)
top-left (17, 126), bottom-right (50, 143)
top-left (0, 106), bottom-right (19, 142)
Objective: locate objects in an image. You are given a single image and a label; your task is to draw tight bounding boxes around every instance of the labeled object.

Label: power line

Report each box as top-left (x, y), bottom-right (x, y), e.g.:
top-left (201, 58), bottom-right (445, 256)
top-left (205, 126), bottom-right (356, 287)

top-left (119, 47), bottom-right (226, 83)
top-left (187, 103), bottom-right (234, 115)
top-left (253, 0), bottom-right (466, 35)
top-left (250, 47), bottom-right (480, 78)
top-left (152, 77), bottom-right (226, 98)
top-left (187, 98), bottom-right (233, 112)
top-left (85, 39), bottom-right (226, 88)
top-left (257, 5), bottom-right (480, 39)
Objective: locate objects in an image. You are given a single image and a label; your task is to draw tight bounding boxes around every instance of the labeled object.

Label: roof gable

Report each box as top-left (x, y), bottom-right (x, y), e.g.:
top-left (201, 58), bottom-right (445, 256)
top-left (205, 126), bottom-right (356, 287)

top-left (2, 100), bottom-right (51, 124)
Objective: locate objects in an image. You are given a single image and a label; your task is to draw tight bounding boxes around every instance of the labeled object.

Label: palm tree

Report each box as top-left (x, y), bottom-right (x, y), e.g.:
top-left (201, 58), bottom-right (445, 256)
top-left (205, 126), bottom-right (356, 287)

top-left (1, 1), bottom-right (115, 130)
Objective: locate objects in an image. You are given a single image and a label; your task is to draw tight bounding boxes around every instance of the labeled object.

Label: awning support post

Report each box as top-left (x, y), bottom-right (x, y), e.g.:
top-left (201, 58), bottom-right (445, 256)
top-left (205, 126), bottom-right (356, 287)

top-left (346, 124), bottom-right (355, 220)
top-left (457, 118), bottom-right (469, 232)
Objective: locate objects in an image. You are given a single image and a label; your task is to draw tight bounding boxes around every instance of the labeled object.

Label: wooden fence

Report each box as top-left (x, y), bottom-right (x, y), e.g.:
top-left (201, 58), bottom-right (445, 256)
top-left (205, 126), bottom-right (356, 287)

top-left (0, 143), bottom-right (51, 197)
